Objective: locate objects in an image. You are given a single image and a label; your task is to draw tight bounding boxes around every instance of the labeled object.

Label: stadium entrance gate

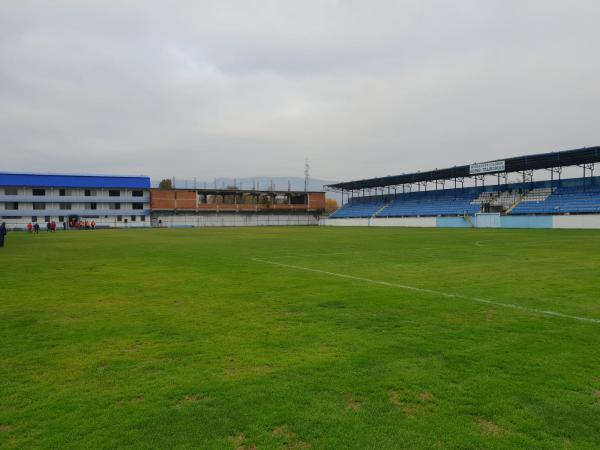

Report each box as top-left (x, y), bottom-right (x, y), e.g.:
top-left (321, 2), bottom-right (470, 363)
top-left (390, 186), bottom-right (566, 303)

top-left (475, 213), bottom-right (501, 228)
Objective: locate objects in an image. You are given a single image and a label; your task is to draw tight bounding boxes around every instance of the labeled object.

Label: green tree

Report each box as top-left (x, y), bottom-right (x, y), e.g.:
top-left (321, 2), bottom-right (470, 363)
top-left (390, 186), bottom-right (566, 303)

top-left (158, 179), bottom-right (173, 189)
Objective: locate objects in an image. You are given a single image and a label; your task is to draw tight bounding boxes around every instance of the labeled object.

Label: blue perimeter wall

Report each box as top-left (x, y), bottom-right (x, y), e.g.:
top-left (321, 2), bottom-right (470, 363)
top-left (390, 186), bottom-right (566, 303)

top-left (437, 215), bottom-right (554, 229)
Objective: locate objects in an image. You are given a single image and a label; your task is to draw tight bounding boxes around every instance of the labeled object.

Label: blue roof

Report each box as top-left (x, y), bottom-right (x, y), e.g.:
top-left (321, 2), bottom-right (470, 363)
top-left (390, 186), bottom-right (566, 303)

top-left (0, 172), bottom-right (150, 189)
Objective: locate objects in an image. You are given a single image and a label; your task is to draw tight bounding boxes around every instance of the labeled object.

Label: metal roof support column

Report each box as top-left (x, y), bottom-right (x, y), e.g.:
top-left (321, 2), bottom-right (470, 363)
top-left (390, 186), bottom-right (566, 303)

top-left (578, 163), bottom-right (595, 191)
top-left (474, 175), bottom-right (484, 188)
top-left (548, 167), bottom-right (563, 184)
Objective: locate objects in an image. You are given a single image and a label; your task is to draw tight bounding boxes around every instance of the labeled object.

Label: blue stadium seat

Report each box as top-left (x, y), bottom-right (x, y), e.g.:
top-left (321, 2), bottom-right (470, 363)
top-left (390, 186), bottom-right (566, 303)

top-left (377, 188), bottom-right (482, 218)
top-left (511, 184), bottom-right (600, 215)
top-left (330, 177), bottom-right (600, 219)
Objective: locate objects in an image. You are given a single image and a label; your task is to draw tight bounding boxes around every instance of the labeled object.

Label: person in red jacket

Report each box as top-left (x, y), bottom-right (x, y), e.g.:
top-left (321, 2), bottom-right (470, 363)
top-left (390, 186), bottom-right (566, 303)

top-left (27, 222), bottom-right (33, 233)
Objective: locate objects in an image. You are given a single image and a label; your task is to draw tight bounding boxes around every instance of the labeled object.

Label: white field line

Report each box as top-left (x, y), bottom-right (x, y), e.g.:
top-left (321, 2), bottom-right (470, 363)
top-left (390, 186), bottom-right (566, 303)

top-left (266, 248), bottom-right (440, 260)
top-left (252, 258), bottom-right (600, 325)
top-left (268, 252), bottom-right (349, 259)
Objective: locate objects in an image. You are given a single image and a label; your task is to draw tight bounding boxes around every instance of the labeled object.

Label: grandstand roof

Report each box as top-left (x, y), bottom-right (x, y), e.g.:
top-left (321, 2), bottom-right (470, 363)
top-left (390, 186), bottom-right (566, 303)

top-left (327, 146), bottom-right (600, 190)
top-left (0, 172), bottom-right (151, 189)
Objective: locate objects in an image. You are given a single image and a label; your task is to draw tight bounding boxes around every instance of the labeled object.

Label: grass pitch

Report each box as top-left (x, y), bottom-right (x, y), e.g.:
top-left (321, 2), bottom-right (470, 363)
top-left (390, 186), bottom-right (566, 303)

top-left (1, 226), bottom-right (600, 449)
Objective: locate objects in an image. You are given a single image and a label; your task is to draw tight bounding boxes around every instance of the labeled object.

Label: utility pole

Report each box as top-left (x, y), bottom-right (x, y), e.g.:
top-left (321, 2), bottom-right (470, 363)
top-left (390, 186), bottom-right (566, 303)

top-left (304, 158), bottom-right (310, 192)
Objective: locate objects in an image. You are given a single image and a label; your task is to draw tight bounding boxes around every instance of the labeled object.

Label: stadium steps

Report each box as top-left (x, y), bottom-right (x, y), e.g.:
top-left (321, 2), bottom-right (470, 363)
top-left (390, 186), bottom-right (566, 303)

top-left (505, 194), bottom-right (526, 214)
top-left (463, 213), bottom-right (475, 227)
top-left (373, 202), bottom-right (392, 218)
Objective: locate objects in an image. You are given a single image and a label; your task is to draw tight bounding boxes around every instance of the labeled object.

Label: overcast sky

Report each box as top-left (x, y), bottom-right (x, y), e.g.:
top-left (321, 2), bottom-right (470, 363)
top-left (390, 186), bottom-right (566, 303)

top-left (1, 1), bottom-right (599, 182)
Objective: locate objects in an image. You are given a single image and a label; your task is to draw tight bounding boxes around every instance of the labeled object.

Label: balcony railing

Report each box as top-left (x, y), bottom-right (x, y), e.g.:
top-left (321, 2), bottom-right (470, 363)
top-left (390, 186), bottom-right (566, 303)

top-left (0, 195), bottom-right (150, 203)
top-left (0, 209), bottom-right (150, 217)
top-left (152, 203), bottom-right (311, 211)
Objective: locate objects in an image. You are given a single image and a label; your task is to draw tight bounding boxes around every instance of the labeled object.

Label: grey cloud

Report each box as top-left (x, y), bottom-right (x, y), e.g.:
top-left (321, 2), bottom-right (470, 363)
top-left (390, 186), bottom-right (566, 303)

top-left (0, 0), bottom-right (599, 182)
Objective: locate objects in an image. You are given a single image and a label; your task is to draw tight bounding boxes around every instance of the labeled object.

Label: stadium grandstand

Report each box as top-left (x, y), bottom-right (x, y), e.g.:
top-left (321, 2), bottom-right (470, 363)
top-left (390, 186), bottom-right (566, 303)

top-left (324, 146), bottom-right (600, 229)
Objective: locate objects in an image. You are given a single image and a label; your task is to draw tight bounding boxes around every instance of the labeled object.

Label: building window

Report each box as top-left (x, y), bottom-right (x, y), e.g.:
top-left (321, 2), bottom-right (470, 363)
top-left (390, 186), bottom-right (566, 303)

top-left (90, 202), bottom-right (97, 210)
top-left (109, 203), bottom-right (120, 210)
top-left (59, 203), bottom-right (72, 210)
top-left (32, 216), bottom-right (37, 222)
top-left (85, 189), bottom-right (97, 197)
top-left (33, 189), bottom-right (46, 196)
top-left (140, 215), bottom-right (146, 222)
top-left (45, 216), bottom-right (51, 222)
top-left (33, 202), bottom-right (46, 210)
top-left (117, 215), bottom-right (122, 222)
top-left (132, 190), bottom-right (144, 197)
top-left (132, 202), bottom-right (143, 210)
top-left (59, 189), bottom-right (71, 196)
top-left (5, 202), bottom-right (18, 210)
top-left (131, 215), bottom-right (136, 222)
top-left (58, 216), bottom-right (64, 222)
top-left (109, 190), bottom-right (121, 197)
top-left (4, 188), bottom-right (17, 195)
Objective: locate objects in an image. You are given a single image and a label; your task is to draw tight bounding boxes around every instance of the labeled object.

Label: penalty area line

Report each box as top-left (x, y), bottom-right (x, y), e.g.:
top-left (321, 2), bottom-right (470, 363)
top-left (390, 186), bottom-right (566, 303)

top-left (251, 258), bottom-right (600, 325)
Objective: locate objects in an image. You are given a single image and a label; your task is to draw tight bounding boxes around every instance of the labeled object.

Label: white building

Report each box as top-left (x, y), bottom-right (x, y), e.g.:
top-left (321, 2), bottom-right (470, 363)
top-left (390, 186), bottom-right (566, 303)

top-left (0, 173), bottom-right (151, 229)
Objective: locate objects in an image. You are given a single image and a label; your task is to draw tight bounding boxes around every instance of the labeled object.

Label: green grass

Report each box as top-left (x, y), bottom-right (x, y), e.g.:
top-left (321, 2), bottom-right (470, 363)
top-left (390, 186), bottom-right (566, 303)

top-left (1, 226), bottom-right (600, 449)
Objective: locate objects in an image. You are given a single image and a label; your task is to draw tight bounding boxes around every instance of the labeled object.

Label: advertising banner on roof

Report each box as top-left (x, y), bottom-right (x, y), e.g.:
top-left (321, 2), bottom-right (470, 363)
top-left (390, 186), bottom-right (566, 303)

top-left (469, 160), bottom-right (505, 175)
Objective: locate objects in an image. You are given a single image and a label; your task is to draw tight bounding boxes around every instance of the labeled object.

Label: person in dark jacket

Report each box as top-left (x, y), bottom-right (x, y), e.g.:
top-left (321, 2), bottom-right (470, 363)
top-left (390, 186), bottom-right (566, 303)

top-left (0, 222), bottom-right (7, 248)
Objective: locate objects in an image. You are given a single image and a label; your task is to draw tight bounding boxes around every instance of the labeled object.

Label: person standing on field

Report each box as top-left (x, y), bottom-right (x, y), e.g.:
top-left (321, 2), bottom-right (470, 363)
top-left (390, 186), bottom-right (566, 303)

top-left (0, 222), bottom-right (6, 248)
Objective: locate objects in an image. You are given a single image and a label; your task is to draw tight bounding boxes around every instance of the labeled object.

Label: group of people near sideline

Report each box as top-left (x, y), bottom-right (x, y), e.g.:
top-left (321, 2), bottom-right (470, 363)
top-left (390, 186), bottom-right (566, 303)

top-left (24, 220), bottom-right (97, 233)
top-left (70, 220), bottom-right (97, 230)
top-left (0, 219), bottom-right (100, 248)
